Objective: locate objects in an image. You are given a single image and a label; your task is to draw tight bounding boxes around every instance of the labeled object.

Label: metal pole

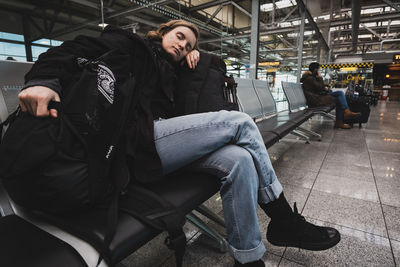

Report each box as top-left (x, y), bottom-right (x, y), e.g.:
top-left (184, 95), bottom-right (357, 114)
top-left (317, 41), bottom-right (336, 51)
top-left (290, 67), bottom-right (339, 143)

top-left (296, 5), bottom-right (305, 83)
top-left (22, 16), bottom-right (33, 62)
top-left (250, 0), bottom-right (260, 80)
top-left (327, 0), bottom-right (333, 62)
top-left (100, 0), bottom-right (105, 29)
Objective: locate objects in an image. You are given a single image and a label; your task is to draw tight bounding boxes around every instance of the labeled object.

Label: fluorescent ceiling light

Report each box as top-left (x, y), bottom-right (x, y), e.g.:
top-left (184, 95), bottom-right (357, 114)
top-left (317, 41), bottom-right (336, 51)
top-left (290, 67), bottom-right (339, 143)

top-left (260, 0), bottom-right (294, 12)
top-left (358, 34), bottom-right (372, 38)
top-left (361, 8), bottom-right (383, 15)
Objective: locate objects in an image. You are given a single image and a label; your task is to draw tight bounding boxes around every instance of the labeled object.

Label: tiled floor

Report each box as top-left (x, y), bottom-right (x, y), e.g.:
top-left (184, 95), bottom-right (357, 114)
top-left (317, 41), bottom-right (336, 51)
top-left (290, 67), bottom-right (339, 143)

top-left (123, 101), bottom-right (400, 267)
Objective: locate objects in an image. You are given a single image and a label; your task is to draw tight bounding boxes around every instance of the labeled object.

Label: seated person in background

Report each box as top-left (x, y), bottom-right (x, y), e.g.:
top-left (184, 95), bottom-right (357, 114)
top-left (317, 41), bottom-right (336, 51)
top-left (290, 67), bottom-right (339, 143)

top-left (18, 21), bottom-right (340, 267)
top-left (301, 62), bottom-right (360, 129)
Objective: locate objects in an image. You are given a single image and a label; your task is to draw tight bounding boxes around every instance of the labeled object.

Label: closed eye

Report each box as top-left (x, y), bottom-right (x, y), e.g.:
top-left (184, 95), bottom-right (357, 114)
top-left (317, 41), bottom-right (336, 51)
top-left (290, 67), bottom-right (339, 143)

top-left (177, 32), bottom-right (193, 51)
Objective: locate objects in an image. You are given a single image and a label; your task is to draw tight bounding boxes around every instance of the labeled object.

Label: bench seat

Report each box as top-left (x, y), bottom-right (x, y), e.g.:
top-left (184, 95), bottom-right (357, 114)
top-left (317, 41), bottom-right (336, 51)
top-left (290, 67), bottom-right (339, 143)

top-left (32, 171), bottom-right (221, 265)
top-left (0, 215), bottom-right (87, 267)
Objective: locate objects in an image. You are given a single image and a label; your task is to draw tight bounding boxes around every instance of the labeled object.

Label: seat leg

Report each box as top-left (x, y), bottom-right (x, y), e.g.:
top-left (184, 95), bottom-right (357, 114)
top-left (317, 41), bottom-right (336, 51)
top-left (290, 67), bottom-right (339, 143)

top-left (291, 130), bottom-right (310, 144)
top-left (195, 204), bottom-right (225, 227)
top-left (186, 212), bottom-right (227, 253)
top-left (296, 126), bottom-right (322, 141)
top-left (0, 182), bottom-right (14, 216)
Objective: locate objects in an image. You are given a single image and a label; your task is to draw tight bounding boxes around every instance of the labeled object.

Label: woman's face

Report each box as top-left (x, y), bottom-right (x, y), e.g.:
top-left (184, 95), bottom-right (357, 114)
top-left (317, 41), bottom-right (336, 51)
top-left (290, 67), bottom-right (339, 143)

top-left (161, 26), bottom-right (197, 62)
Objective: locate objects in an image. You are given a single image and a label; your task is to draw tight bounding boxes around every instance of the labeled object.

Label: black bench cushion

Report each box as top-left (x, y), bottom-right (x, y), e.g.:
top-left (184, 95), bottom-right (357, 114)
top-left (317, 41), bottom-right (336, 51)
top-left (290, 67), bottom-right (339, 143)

top-left (275, 110), bottom-right (312, 125)
top-left (0, 215), bottom-right (87, 267)
top-left (256, 110), bottom-right (313, 139)
top-left (307, 105), bottom-right (335, 113)
top-left (257, 118), bottom-right (297, 138)
top-left (34, 172), bottom-right (220, 265)
top-left (261, 131), bottom-right (280, 149)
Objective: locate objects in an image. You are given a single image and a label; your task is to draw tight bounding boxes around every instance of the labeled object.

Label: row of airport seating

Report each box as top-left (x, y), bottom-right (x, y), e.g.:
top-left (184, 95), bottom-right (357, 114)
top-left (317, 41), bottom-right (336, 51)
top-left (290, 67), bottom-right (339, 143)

top-left (0, 60), bottom-right (335, 267)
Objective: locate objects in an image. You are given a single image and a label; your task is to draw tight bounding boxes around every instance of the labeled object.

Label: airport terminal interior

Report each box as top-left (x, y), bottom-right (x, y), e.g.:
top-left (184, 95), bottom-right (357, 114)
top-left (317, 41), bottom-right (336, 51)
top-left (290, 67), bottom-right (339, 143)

top-left (0, 0), bottom-right (400, 266)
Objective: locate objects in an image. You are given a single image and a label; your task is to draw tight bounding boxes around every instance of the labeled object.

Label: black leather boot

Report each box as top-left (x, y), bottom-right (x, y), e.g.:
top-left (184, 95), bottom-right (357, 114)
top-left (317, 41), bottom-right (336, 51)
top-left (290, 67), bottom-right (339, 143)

top-left (233, 259), bottom-right (265, 267)
top-left (266, 203), bottom-right (341, 251)
top-left (259, 193), bottom-right (293, 220)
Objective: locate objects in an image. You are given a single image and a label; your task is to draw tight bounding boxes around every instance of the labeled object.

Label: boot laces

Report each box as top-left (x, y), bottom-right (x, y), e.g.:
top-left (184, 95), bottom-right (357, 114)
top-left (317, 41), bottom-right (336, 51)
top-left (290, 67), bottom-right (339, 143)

top-left (292, 202), bottom-right (327, 240)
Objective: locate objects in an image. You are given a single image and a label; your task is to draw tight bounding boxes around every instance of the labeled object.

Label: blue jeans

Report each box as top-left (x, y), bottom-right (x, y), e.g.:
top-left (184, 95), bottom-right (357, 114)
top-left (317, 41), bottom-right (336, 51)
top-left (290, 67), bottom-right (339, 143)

top-left (329, 91), bottom-right (349, 120)
top-left (153, 110), bottom-right (283, 264)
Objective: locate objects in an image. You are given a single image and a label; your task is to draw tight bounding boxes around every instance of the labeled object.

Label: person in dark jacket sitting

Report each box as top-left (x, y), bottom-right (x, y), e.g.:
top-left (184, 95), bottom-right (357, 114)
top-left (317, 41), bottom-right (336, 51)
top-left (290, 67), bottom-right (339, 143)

top-left (17, 20), bottom-right (340, 267)
top-left (301, 62), bottom-right (360, 129)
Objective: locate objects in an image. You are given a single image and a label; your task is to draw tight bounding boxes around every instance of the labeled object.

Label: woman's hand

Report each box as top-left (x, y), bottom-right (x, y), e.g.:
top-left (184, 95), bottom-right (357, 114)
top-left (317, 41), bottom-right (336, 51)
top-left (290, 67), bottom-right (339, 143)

top-left (18, 86), bottom-right (60, 118)
top-left (185, 49), bottom-right (200, 69)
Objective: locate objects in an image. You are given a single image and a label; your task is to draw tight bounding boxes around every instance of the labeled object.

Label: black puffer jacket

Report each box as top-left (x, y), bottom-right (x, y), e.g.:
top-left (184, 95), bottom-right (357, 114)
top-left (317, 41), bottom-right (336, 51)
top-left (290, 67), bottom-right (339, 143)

top-left (24, 26), bottom-right (177, 183)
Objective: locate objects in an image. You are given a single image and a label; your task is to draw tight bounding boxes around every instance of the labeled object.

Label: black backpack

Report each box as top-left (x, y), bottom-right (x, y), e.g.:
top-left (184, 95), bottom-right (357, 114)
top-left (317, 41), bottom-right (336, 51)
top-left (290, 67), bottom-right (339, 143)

top-left (175, 52), bottom-right (239, 116)
top-left (0, 49), bottom-right (135, 212)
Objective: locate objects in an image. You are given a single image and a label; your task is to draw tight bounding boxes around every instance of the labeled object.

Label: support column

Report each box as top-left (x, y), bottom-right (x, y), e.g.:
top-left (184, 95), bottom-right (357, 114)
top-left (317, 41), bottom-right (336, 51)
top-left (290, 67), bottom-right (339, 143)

top-left (296, 5), bottom-right (305, 83)
top-left (249, 0), bottom-right (260, 80)
top-left (316, 42), bottom-right (321, 63)
top-left (22, 16), bottom-right (33, 62)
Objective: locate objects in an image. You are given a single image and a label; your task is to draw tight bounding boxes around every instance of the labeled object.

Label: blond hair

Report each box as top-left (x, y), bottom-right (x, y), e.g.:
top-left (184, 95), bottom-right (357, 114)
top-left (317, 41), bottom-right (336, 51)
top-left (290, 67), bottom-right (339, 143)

top-left (146, 20), bottom-right (200, 50)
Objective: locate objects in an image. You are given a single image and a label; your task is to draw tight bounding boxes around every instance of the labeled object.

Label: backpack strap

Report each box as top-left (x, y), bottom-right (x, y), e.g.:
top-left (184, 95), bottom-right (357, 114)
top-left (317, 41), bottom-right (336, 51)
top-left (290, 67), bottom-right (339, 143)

top-left (119, 185), bottom-right (187, 267)
top-left (0, 108), bottom-right (20, 144)
top-left (163, 218), bottom-right (186, 267)
top-left (95, 73), bottom-right (137, 265)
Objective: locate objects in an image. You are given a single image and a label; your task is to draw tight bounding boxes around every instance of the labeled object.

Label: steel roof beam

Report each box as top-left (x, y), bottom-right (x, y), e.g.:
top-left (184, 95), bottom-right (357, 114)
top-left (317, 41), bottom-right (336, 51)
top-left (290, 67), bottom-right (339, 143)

top-left (296, 0), bottom-right (329, 51)
top-left (206, 4), bottom-right (224, 25)
top-left (383, 0), bottom-right (400, 12)
top-left (189, 0), bottom-right (231, 12)
top-left (361, 23), bottom-right (383, 41)
top-left (30, 0), bottom-right (171, 41)
top-left (231, 2), bottom-right (252, 18)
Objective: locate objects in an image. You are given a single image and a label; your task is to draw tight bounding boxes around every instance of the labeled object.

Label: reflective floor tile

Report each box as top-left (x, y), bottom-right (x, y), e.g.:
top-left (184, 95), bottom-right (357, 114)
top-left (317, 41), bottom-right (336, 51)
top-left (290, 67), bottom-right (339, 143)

top-left (369, 151), bottom-right (400, 179)
top-left (280, 184), bottom-right (311, 212)
top-left (279, 258), bottom-right (306, 266)
top-left (162, 235), bottom-right (281, 267)
top-left (123, 232), bottom-right (173, 267)
top-left (327, 142), bottom-right (369, 155)
top-left (302, 190), bottom-right (387, 237)
top-left (375, 176), bottom-right (400, 208)
top-left (282, 219), bottom-right (395, 267)
top-left (323, 151), bottom-right (371, 169)
top-left (382, 205), bottom-right (400, 241)
top-left (274, 167), bottom-right (318, 189)
top-left (320, 160), bottom-right (374, 182)
top-left (391, 239), bottom-right (400, 267)
top-left (273, 142), bottom-right (329, 172)
top-left (332, 130), bottom-right (369, 145)
top-left (313, 172), bottom-right (379, 202)
top-left (365, 132), bottom-right (400, 153)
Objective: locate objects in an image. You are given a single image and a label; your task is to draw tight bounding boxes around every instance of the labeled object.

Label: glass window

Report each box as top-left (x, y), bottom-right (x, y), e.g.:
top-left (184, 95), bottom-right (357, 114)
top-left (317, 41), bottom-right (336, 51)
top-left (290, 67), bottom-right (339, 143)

top-left (0, 42), bottom-right (26, 61)
top-left (33, 38), bottom-right (63, 47)
top-left (0, 32), bottom-right (24, 42)
top-left (32, 46), bottom-right (49, 61)
top-left (33, 38), bottom-right (51, 46)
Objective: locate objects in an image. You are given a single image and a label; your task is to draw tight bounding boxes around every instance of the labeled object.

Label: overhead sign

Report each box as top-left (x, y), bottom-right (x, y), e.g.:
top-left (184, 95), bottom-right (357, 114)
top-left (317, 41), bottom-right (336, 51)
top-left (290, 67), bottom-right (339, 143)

top-left (321, 62), bottom-right (374, 69)
top-left (259, 61), bottom-right (280, 67)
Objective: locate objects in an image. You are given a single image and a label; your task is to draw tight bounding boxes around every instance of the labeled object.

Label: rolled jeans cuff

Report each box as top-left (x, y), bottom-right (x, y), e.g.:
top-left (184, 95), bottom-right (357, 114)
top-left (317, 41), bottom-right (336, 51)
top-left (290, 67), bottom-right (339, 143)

top-left (258, 178), bottom-right (283, 204)
top-left (228, 239), bottom-right (266, 264)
